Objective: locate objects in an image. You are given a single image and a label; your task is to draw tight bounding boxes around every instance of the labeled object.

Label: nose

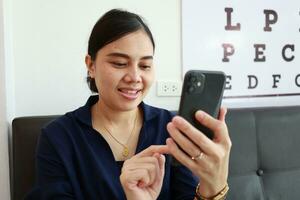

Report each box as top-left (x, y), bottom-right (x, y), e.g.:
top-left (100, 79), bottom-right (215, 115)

top-left (124, 65), bottom-right (142, 83)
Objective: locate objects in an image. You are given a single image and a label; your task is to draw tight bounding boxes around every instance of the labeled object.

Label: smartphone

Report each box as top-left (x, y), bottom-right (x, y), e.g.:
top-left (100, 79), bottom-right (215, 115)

top-left (178, 70), bottom-right (226, 139)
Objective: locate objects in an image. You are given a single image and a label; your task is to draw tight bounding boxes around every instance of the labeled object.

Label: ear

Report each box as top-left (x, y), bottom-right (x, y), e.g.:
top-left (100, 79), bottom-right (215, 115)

top-left (85, 55), bottom-right (96, 78)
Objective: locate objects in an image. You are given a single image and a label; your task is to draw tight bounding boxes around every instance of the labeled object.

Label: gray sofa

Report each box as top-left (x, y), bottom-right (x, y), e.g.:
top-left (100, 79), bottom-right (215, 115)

top-left (12, 106), bottom-right (300, 200)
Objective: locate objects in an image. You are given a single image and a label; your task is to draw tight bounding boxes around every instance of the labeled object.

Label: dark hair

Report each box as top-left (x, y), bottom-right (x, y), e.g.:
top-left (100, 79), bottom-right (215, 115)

top-left (86, 9), bottom-right (155, 93)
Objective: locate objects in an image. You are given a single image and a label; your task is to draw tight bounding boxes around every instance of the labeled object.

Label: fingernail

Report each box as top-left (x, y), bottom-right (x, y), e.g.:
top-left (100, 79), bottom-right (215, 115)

top-left (166, 138), bottom-right (173, 145)
top-left (224, 107), bottom-right (228, 115)
top-left (153, 153), bottom-right (159, 157)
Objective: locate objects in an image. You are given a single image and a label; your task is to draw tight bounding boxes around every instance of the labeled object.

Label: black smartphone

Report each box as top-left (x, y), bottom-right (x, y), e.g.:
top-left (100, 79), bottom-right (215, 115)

top-left (171, 70), bottom-right (225, 166)
top-left (178, 70), bottom-right (226, 139)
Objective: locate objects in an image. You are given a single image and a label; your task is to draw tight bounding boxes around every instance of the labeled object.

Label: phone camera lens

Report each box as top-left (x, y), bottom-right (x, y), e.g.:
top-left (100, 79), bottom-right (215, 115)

top-left (188, 85), bottom-right (195, 93)
top-left (189, 76), bottom-right (196, 82)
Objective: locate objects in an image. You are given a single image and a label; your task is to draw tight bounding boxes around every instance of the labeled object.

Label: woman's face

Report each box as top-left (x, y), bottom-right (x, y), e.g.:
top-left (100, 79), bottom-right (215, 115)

top-left (86, 30), bottom-right (155, 111)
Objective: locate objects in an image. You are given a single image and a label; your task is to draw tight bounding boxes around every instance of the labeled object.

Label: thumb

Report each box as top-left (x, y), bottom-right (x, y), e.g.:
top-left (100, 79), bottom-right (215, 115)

top-left (155, 153), bottom-right (165, 172)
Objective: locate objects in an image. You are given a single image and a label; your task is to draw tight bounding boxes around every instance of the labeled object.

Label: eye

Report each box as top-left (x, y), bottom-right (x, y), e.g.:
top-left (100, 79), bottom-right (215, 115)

top-left (110, 62), bottom-right (127, 68)
top-left (139, 64), bottom-right (152, 70)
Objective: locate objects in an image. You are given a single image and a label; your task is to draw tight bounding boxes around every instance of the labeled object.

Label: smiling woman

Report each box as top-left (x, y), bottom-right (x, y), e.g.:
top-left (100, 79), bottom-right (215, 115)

top-left (25, 9), bottom-right (231, 200)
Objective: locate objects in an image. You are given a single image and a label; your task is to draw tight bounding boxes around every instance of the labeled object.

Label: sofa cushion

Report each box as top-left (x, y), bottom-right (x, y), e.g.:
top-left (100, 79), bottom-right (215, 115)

top-left (226, 107), bottom-right (300, 200)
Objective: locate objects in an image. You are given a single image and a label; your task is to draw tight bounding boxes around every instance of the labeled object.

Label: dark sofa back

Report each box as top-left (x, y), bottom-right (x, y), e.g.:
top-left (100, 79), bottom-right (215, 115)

top-left (12, 107), bottom-right (300, 200)
top-left (226, 106), bottom-right (300, 200)
top-left (12, 116), bottom-right (59, 200)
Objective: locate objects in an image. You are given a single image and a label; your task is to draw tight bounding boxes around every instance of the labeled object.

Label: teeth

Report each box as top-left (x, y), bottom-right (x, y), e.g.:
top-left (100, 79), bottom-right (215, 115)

top-left (121, 89), bottom-right (138, 94)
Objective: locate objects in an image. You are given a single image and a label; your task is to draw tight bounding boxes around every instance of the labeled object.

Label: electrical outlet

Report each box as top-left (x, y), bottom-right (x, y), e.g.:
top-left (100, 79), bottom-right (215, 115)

top-left (157, 81), bottom-right (182, 96)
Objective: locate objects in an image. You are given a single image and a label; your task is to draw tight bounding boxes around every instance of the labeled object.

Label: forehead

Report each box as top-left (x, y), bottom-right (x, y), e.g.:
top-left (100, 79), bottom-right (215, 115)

top-left (97, 30), bottom-right (154, 58)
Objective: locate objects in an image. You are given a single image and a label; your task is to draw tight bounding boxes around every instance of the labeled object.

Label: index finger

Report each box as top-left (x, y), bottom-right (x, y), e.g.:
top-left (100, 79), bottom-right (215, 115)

top-left (195, 109), bottom-right (230, 143)
top-left (218, 107), bottom-right (227, 122)
top-left (136, 145), bottom-right (170, 158)
top-left (195, 109), bottom-right (226, 133)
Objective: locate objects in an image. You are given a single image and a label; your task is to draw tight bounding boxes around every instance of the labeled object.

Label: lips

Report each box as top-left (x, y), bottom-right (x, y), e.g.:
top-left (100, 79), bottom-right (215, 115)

top-left (118, 88), bottom-right (142, 100)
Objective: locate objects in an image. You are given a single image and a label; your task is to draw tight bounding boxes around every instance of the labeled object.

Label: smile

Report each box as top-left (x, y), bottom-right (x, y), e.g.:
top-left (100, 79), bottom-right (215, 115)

top-left (118, 88), bottom-right (142, 100)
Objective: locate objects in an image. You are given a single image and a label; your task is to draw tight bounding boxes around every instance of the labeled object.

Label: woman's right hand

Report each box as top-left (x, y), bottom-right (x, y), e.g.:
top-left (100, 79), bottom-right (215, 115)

top-left (120, 145), bottom-right (169, 200)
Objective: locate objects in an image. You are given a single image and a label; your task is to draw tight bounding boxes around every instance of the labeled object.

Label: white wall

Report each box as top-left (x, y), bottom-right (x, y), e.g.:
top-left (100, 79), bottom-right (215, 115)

top-left (6, 0), bottom-right (182, 120)
top-left (0, 0), bottom-right (11, 198)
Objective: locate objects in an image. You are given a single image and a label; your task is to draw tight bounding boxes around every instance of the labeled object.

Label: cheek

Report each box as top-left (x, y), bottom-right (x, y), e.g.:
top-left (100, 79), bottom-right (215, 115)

top-left (143, 72), bottom-right (155, 88)
top-left (97, 73), bottom-right (114, 88)
top-left (97, 68), bottom-right (124, 90)
top-left (94, 68), bottom-right (112, 90)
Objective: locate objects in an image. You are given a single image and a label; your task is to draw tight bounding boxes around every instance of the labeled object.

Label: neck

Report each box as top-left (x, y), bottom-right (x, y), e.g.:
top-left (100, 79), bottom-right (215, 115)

top-left (92, 99), bottom-right (142, 160)
top-left (94, 100), bottom-right (139, 128)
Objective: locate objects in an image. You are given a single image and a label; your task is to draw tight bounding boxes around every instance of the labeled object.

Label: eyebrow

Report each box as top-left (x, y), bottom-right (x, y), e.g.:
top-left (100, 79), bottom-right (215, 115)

top-left (106, 52), bottom-right (153, 60)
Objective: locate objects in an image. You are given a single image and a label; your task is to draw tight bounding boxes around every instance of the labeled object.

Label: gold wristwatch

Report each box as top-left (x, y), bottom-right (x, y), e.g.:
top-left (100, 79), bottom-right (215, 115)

top-left (194, 183), bottom-right (229, 200)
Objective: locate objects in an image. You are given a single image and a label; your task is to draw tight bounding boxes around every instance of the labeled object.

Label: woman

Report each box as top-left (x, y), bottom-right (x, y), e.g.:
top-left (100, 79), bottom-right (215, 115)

top-left (26, 9), bottom-right (231, 200)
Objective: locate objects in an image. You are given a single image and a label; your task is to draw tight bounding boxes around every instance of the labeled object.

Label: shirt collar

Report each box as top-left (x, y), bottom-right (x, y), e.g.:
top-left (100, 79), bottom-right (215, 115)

top-left (74, 95), bottom-right (160, 127)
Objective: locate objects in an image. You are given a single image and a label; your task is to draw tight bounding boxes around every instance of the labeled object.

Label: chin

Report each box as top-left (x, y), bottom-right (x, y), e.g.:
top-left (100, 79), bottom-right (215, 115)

top-left (118, 99), bottom-right (142, 111)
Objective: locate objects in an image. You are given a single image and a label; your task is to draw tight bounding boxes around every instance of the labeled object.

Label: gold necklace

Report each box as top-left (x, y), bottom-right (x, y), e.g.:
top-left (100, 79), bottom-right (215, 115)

top-left (96, 103), bottom-right (138, 157)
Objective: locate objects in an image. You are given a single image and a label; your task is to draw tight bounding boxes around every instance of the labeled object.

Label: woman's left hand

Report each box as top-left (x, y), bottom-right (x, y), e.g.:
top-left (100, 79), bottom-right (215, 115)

top-left (166, 107), bottom-right (232, 198)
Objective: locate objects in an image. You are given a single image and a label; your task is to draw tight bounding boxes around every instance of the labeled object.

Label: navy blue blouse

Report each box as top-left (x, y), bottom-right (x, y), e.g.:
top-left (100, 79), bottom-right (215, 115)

top-left (25, 96), bottom-right (198, 200)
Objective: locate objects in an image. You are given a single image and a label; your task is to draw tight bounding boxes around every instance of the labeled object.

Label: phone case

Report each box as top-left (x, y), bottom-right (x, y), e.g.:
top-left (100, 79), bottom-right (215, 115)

top-left (178, 70), bottom-right (226, 139)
